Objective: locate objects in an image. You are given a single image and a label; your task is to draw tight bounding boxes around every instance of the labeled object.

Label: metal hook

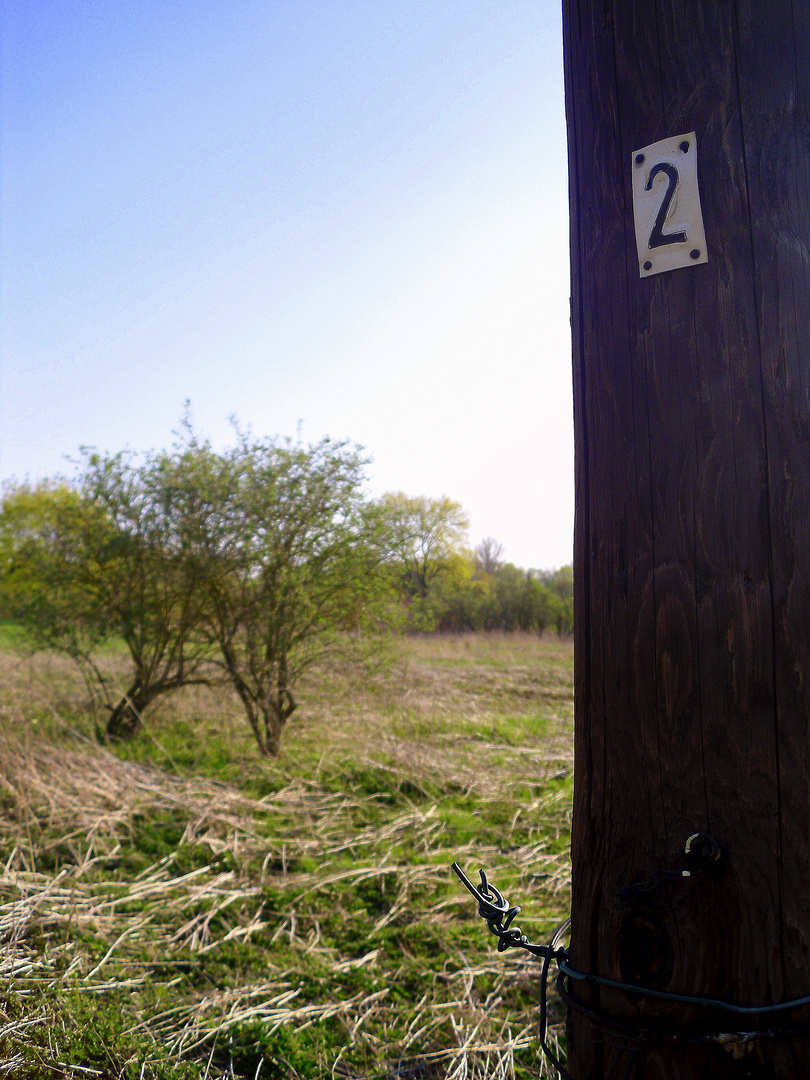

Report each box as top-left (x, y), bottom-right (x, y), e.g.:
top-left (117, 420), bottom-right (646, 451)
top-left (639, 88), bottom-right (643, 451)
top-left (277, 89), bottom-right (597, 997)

top-left (451, 862), bottom-right (520, 923)
top-left (682, 833), bottom-right (724, 877)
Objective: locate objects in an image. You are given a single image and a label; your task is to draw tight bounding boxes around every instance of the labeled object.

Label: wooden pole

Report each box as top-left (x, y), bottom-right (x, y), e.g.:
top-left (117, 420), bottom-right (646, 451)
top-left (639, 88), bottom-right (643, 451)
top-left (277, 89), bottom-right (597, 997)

top-left (563, 1), bottom-right (810, 1076)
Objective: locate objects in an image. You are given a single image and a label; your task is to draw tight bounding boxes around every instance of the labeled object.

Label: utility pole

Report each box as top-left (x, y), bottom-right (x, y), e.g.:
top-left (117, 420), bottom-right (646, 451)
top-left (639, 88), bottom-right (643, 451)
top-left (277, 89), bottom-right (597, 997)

top-left (563, 2), bottom-right (810, 1077)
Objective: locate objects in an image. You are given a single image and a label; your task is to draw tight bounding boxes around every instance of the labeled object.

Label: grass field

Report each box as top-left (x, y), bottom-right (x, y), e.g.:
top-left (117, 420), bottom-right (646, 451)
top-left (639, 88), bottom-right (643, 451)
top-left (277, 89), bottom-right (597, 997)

top-left (0, 633), bottom-right (573, 1079)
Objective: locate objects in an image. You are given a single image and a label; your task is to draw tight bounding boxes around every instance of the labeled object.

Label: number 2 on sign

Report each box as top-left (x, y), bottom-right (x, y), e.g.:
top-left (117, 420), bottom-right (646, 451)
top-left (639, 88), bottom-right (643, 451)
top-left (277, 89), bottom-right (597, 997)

top-left (646, 163), bottom-right (687, 248)
top-left (631, 131), bottom-right (708, 277)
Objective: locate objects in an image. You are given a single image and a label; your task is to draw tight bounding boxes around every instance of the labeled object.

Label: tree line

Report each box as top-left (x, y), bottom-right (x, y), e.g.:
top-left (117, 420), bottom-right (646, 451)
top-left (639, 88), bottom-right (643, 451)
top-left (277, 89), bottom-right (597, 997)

top-left (370, 496), bottom-right (573, 634)
top-left (0, 424), bottom-right (573, 756)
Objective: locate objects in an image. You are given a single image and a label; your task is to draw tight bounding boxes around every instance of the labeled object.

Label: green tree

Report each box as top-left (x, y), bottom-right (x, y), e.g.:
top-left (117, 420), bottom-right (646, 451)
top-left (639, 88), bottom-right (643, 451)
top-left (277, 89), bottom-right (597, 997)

top-left (0, 463), bottom-right (214, 739)
top-left (166, 429), bottom-right (395, 757)
top-left (535, 564), bottom-right (573, 603)
top-left (377, 493), bottom-right (468, 627)
top-left (533, 565), bottom-right (574, 636)
top-left (427, 550), bottom-right (489, 631)
top-left (491, 564), bottom-right (542, 632)
top-left (0, 482), bottom-right (110, 675)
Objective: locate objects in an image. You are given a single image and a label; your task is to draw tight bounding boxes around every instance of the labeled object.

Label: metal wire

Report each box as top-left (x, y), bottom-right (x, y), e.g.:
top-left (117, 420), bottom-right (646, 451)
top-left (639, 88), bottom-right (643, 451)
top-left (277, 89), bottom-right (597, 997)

top-left (537, 915), bottom-right (574, 1080)
top-left (560, 959), bottom-right (810, 1016)
top-left (450, 862), bottom-right (554, 957)
top-left (451, 863), bottom-right (571, 1078)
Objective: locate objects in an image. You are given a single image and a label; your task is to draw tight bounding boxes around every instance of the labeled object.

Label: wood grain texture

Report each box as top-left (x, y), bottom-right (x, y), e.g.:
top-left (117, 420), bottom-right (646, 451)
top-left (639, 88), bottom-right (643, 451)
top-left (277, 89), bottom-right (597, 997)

top-left (563, 1), bottom-right (810, 1075)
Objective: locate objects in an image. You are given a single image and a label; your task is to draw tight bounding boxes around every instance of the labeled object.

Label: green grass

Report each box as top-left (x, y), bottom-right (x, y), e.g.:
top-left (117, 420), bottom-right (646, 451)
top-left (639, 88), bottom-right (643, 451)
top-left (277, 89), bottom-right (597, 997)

top-left (0, 621), bottom-right (32, 650)
top-left (0, 632), bottom-right (573, 1079)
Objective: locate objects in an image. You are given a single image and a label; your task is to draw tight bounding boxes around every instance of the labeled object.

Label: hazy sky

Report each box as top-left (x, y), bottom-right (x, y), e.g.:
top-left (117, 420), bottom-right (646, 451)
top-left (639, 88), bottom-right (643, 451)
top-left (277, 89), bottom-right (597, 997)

top-left (0, 1), bottom-right (572, 570)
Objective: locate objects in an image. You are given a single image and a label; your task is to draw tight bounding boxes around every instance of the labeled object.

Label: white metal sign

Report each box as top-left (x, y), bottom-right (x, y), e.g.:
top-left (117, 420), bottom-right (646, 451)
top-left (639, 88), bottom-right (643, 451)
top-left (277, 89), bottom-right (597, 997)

top-left (631, 132), bottom-right (708, 278)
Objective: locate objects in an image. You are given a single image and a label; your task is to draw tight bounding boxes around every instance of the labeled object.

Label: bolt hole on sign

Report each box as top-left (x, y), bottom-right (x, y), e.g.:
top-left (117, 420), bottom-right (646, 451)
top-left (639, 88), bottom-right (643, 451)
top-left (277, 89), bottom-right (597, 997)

top-left (632, 132), bottom-right (708, 277)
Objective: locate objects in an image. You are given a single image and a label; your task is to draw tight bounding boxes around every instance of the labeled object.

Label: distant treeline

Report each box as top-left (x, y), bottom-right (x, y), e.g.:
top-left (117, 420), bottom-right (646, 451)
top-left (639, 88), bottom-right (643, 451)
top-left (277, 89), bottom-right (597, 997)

top-left (0, 422), bottom-right (572, 755)
top-left (371, 492), bottom-right (573, 637)
top-left (424, 557), bottom-right (573, 636)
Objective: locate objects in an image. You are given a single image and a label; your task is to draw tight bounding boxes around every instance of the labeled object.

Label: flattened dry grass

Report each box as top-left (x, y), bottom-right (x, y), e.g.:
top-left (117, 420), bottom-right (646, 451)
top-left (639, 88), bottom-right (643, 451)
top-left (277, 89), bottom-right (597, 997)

top-left (0, 633), bottom-right (572, 1079)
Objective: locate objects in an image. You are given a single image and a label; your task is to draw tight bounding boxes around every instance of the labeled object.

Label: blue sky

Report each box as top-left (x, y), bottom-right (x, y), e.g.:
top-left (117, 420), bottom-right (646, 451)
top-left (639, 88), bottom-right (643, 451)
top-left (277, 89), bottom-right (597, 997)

top-left (0, 0), bottom-right (572, 569)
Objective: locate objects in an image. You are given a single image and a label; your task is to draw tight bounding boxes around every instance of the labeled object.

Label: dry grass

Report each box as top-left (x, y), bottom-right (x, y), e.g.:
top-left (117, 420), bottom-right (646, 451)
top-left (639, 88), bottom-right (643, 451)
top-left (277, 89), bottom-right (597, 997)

top-left (0, 633), bottom-right (573, 1079)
